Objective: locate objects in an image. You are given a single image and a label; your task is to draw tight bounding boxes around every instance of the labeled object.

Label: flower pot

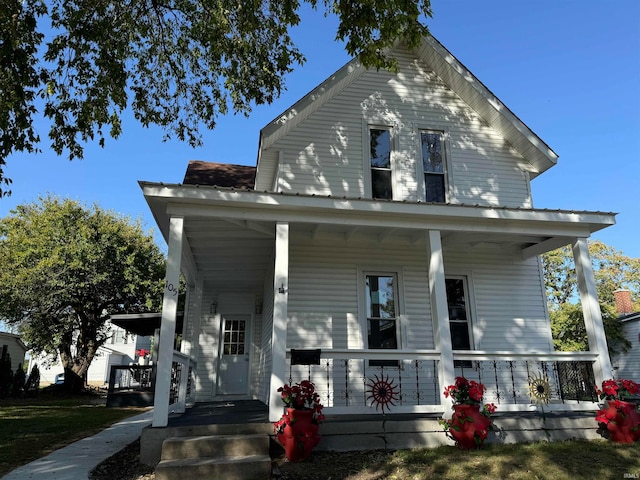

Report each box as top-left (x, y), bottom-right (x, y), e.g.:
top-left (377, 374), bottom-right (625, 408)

top-left (602, 400), bottom-right (640, 444)
top-left (448, 404), bottom-right (492, 449)
top-left (276, 408), bottom-right (321, 461)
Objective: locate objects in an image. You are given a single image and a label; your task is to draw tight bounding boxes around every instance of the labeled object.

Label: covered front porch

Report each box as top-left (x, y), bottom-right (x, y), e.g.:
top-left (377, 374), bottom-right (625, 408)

top-left (141, 184), bottom-right (615, 429)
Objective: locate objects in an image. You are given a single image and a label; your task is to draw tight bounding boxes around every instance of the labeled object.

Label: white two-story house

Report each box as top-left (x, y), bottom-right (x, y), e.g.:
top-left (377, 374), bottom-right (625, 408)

top-left (141, 36), bottom-right (615, 432)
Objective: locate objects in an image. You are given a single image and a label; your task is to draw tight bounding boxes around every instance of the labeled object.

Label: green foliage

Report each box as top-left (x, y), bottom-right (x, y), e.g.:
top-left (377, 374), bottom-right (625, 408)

top-left (542, 240), bottom-right (638, 357)
top-left (0, 196), bottom-right (166, 389)
top-left (0, 0), bottom-right (432, 192)
top-left (0, 351), bottom-right (12, 398)
top-left (549, 303), bottom-right (630, 357)
top-left (11, 363), bottom-right (26, 397)
top-left (24, 363), bottom-right (40, 393)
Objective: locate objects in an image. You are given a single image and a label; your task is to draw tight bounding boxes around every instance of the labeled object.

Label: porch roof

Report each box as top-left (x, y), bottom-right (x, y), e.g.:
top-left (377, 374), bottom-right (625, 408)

top-left (140, 181), bottom-right (616, 287)
top-left (110, 312), bottom-right (184, 337)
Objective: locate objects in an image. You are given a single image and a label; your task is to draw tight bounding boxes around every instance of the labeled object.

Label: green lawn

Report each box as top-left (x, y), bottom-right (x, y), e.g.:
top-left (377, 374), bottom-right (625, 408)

top-left (0, 392), bottom-right (146, 477)
top-left (276, 440), bottom-right (640, 480)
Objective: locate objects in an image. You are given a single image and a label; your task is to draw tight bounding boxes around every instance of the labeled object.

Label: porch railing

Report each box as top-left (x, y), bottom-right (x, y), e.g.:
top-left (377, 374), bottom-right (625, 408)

top-left (287, 349), bottom-right (442, 415)
top-left (452, 351), bottom-right (599, 411)
top-left (285, 349), bottom-right (600, 415)
top-left (169, 351), bottom-right (197, 413)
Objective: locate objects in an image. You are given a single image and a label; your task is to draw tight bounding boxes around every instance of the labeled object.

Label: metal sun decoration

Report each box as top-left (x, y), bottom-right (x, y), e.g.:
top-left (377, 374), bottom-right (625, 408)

top-left (528, 372), bottom-right (552, 405)
top-left (366, 373), bottom-right (400, 413)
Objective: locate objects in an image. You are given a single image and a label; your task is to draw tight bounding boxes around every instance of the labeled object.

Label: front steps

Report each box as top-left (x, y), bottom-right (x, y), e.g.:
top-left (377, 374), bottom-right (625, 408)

top-left (155, 433), bottom-right (271, 480)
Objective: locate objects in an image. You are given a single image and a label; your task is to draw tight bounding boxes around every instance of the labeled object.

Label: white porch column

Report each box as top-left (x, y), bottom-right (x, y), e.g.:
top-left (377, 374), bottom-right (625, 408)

top-left (152, 215), bottom-right (184, 427)
top-left (426, 230), bottom-right (455, 414)
top-left (184, 275), bottom-right (203, 405)
top-left (269, 222), bottom-right (289, 422)
top-left (572, 237), bottom-right (613, 385)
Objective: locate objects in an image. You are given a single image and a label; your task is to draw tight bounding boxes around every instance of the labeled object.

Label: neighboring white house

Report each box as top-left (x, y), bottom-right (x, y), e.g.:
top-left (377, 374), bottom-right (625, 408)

top-left (0, 332), bottom-right (28, 372)
top-left (28, 322), bottom-right (152, 386)
top-left (612, 289), bottom-right (640, 384)
top-left (140, 35), bottom-right (616, 429)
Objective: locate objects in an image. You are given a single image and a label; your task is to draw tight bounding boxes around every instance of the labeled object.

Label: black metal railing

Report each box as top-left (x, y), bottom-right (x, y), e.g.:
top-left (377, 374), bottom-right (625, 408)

top-left (286, 350), bottom-right (442, 411)
top-left (284, 350), bottom-right (599, 413)
top-left (453, 354), bottom-right (598, 405)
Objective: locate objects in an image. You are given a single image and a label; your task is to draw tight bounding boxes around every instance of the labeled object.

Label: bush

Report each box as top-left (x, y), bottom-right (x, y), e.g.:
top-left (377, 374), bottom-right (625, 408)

top-left (0, 351), bottom-right (13, 398)
top-left (12, 363), bottom-right (26, 397)
top-left (24, 364), bottom-right (40, 395)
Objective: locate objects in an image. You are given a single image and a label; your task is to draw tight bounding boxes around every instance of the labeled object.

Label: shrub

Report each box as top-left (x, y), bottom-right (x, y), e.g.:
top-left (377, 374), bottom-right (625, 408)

top-left (12, 363), bottom-right (26, 397)
top-left (0, 351), bottom-right (13, 398)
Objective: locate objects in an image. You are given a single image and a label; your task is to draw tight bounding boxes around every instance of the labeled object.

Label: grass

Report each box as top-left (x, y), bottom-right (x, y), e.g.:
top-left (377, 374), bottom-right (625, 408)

top-left (275, 440), bottom-right (640, 480)
top-left (0, 391), bottom-right (147, 477)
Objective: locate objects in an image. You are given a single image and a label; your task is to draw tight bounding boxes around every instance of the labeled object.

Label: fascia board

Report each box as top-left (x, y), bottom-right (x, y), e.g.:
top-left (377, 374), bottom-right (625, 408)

top-left (417, 36), bottom-right (558, 177)
top-left (141, 182), bottom-right (616, 238)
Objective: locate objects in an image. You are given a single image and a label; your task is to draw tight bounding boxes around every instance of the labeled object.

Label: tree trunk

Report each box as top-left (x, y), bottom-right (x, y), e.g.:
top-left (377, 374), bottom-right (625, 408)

top-left (63, 366), bottom-right (84, 393)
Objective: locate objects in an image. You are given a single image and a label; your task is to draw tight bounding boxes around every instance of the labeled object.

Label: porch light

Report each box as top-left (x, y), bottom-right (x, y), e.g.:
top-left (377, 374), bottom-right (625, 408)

top-left (278, 283), bottom-right (287, 294)
top-left (210, 302), bottom-right (217, 314)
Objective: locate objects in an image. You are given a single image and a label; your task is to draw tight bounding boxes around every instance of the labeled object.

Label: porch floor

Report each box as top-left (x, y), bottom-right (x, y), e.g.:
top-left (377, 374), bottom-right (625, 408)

top-left (167, 400), bottom-right (269, 427)
top-left (165, 399), bottom-right (597, 427)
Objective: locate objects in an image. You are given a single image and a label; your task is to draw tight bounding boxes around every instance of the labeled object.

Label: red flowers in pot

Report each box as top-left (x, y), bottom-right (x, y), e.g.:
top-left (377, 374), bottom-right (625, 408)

top-left (595, 379), bottom-right (640, 443)
top-left (273, 380), bottom-right (324, 461)
top-left (440, 376), bottom-right (497, 449)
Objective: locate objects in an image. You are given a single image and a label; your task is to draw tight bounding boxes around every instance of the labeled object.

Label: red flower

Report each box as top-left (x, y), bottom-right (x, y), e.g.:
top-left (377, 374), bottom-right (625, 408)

top-left (595, 409), bottom-right (611, 424)
top-left (275, 380), bottom-right (324, 423)
top-left (602, 380), bottom-right (619, 397)
top-left (597, 378), bottom-right (639, 401)
top-left (485, 403), bottom-right (497, 414)
top-left (622, 380), bottom-right (639, 396)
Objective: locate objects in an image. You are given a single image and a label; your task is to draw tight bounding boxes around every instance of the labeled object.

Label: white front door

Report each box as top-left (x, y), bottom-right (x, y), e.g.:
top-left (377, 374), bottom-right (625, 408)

top-left (217, 314), bottom-right (251, 395)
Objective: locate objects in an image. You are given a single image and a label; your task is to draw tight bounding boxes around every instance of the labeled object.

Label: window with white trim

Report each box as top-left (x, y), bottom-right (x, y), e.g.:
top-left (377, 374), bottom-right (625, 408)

top-left (369, 127), bottom-right (393, 199)
top-left (445, 276), bottom-right (473, 367)
top-left (420, 130), bottom-right (447, 203)
top-left (365, 272), bottom-right (399, 367)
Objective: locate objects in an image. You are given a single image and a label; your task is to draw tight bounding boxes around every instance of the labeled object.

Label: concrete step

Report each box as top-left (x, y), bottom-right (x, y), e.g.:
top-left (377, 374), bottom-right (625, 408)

top-left (160, 433), bottom-right (269, 460)
top-left (155, 455), bottom-right (272, 480)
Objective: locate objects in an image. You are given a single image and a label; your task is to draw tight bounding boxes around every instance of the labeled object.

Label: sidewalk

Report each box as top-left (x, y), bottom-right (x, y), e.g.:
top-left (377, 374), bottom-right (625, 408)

top-left (2, 409), bottom-right (154, 480)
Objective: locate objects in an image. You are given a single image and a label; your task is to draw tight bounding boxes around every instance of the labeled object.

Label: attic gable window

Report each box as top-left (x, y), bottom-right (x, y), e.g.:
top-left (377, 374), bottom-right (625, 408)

top-left (421, 131), bottom-right (447, 203)
top-left (369, 127), bottom-right (393, 199)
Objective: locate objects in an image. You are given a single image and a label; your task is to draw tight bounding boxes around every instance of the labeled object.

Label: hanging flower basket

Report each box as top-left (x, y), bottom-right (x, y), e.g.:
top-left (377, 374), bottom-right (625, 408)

top-left (273, 380), bottom-right (325, 461)
top-left (439, 377), bottom-right (497, 449)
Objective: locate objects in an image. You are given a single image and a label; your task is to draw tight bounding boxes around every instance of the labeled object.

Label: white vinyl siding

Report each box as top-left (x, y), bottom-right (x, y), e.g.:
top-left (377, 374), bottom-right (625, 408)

top-left (287, 235), bottom-right (434, 351)
top-left (446, 245), bottom-right (553, 352)
top-left (286, 234), bottom-right (551, 354)
top-left (270, 46), bottom-right (532, 208)
top-left (614, 320), bottom-right (640, 384)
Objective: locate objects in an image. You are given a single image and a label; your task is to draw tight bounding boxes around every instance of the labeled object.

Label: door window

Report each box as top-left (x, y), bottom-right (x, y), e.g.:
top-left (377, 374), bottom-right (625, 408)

top-left (222, 319), bottom-right (246, 355)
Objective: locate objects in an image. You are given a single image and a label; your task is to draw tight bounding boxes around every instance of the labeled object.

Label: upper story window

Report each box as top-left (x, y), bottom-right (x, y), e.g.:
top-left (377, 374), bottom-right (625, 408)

top-left (421, 131), bottom-right (447, 203)
top-left (111, 326), bottom-right (129, 345)
top-left (369, 127), bottom-right (393, 199)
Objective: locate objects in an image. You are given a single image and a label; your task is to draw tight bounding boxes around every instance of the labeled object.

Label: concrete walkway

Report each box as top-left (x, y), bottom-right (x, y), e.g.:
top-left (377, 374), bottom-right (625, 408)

top-left (2, 409), bottom-right (153, 480)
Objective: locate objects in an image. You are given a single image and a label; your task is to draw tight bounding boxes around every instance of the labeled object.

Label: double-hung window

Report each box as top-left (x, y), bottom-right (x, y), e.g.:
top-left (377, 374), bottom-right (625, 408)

top-left (369, 127), bottom-right (393, 199)
top-left (421, 130), bottom-right (447, 203)
top-left (445, 276), bottom-right (473, 367)
top-left (365, 273), bottom-right (399, 366)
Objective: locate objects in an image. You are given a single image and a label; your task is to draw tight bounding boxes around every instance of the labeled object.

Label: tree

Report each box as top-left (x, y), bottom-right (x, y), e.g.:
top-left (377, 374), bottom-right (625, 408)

top-left (541, 240), bottom-right (639, 357)
top-left (0, 196), bottom-right (166, 392)
top-left (0, 0), bottom-right (433, 195)
top-left (0, 350), bottom-right (13, 397)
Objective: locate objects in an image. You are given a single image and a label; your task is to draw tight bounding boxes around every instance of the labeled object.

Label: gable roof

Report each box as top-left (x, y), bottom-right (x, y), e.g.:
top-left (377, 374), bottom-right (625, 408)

top-left (256, 35), bottom-right (558, 190)
top-left (0, 332), bottom-right (28, 352)
top-left (183, 161), bottom-right (256, 189)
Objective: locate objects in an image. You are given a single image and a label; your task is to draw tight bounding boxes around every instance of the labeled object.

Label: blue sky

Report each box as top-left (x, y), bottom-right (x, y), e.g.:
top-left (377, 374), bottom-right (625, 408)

top-left (1, 0), bottom-right (639, 258)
